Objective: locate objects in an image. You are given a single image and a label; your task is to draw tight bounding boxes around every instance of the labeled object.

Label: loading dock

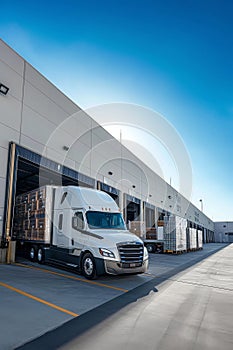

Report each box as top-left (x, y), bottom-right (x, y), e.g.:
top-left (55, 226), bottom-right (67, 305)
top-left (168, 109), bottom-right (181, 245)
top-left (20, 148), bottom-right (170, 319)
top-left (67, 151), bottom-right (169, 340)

top-left (143, 202), bottom-right (164, 253)
top-left (2, 142), bottom-right (95, 247)
top-left (0, 40), bottom-right (216, 258)
top-left (124, 194), bottom-right (141, 225)
top-left (2, 141), bottom-right (215, 264)
top-left (97, 181), bottom-right (120, 206)
top-left (144, 202), bottom-right (156, 234)
top-left (186, 221), bottom-right (191, 250)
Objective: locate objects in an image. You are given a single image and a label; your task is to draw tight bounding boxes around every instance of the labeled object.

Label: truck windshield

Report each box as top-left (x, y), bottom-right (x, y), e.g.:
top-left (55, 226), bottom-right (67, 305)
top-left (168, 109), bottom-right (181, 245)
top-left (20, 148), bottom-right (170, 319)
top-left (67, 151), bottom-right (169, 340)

top-left (86, 211), bottom-right (126, 230)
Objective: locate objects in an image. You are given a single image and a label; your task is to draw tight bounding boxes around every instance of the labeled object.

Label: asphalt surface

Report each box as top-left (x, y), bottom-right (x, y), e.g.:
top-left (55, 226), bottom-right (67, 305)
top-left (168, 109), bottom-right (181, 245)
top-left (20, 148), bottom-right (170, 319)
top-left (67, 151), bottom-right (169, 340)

top-left (0, 243), bottom-right (226, 350)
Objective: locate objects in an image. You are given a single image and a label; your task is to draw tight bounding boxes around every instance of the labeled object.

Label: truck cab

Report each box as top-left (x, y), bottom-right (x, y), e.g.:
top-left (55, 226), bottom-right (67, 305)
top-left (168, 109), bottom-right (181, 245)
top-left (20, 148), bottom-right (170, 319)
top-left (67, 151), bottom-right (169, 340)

top-left (50, 186), bottom-right (149, 279)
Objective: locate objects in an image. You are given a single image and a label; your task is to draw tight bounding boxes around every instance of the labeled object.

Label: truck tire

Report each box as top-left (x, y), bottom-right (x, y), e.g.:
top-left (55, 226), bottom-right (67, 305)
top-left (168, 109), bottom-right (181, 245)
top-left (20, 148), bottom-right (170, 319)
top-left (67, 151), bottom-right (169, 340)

top-left (146, 244), bottom-right (155, 253)
top-left (156, 245), bottom-right (163, 254)
top-left (81, 253), bottom-right (97, 280)
top-left (29, 245), bottom-right (37, 261)
top-left (37, 247), bottom-right (45, 264)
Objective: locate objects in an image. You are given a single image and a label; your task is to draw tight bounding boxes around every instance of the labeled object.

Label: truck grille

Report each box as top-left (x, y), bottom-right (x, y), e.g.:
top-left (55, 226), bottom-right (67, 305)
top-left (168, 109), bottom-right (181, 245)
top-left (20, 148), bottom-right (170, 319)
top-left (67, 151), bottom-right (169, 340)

top-left (117, 242), bottom-right (144, 268)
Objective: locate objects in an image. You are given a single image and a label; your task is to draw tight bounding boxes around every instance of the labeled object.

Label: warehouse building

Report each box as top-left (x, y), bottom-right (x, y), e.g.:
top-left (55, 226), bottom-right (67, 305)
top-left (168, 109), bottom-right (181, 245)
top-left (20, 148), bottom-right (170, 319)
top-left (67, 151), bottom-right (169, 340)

top-left (214, 222), bottom-right (233, 243)
top-left (0, 39), bottom-right (214, 251)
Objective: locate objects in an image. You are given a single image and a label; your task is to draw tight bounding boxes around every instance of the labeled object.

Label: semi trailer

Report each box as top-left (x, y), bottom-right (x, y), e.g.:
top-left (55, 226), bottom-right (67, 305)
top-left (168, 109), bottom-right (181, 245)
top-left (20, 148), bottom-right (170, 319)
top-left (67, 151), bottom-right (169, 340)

top-left (13, 185), bottom-right (149, 279)
top-left (143, 226), bottom-right (164, 253)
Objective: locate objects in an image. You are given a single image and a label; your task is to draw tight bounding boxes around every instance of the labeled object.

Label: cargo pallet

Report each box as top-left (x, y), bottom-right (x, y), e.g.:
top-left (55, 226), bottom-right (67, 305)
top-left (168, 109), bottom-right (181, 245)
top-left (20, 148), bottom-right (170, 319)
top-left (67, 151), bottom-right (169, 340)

top-left (13, 187), bottom-right (48, 242)
top-left (164, 249), bottom-right (187, 255)
top-left (188, 247), bottom-right (203, 252)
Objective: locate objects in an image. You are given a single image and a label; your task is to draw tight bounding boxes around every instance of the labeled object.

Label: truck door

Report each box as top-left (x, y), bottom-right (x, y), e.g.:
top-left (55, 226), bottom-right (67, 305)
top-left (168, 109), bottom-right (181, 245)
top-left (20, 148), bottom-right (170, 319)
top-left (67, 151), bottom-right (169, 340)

top-left (71, 211), bottom-right (88, 254)
top-left (56, 211), bottom-right (69, 247)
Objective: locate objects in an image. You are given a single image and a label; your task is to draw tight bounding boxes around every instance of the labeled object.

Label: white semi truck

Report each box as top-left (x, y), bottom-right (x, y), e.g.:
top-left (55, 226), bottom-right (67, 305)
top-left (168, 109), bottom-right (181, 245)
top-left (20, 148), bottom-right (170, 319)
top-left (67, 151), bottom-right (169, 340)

top-left (13, 186), bottom-right (149, 279)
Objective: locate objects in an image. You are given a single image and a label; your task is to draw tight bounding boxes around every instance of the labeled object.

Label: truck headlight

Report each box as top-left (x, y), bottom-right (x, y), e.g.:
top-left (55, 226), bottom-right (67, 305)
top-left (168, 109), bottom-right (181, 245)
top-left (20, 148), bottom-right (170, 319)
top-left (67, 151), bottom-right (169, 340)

top-left (99, 248), bottom-right (115, 258)
top-left (144, 246), bottom-right (148, 259)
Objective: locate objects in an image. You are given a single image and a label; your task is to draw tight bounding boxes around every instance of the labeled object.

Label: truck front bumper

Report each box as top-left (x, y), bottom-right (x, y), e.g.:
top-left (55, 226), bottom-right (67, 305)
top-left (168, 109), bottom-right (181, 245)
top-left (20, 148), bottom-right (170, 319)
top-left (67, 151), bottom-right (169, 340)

top-left (104, 258), bottom-right (149, 275)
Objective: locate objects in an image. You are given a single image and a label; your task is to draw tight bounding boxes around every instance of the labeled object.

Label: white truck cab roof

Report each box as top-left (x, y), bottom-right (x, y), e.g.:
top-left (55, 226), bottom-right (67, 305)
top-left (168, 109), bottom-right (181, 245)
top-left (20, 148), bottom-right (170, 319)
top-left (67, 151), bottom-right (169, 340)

top-left (54, 186), bottom-right (120, 212)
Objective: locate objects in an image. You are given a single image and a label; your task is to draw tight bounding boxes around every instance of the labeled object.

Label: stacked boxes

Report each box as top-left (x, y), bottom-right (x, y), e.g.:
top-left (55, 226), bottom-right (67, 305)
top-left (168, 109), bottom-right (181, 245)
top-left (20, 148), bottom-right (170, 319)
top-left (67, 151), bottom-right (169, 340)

top-left (164, 215), bottom-right (187, 252)
top-left (157, 227), bottom-right (164, 240)
top-left (129, 221), bottom-right (146, 238)
top-left (145, 228), bottom-right (157, 240)
top-left (187, 228), bottom-right (203, 251)
top-left (197, 229), bottom-right (203, 249)
top-left (189, 228), bottom-right (197, 250)
top-left (157, 220), bottom-right (164, 227)
top-left (13, 187), bottom-right (50, 242)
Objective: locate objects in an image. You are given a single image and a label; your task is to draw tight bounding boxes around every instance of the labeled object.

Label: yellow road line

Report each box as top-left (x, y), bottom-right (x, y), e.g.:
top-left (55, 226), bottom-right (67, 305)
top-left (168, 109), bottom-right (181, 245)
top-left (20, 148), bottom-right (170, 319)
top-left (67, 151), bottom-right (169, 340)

top-left (14, 263), bottom-right (128, 293)
top-left (0, 281), bottom-right (78, 317)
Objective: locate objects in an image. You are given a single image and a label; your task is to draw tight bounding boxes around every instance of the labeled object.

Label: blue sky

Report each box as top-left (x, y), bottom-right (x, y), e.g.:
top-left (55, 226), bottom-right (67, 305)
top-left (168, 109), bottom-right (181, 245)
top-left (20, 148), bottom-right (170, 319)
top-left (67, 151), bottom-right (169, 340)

top-left (1, 0), bottom-right (232, 220)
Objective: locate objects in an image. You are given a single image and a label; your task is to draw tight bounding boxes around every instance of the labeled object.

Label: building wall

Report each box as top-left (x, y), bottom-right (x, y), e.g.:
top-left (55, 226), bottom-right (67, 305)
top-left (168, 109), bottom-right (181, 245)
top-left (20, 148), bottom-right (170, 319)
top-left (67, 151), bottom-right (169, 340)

top-left (0, 39), bottom-right (214, 237)
top-left (214, 222), bottom-right (233, 243)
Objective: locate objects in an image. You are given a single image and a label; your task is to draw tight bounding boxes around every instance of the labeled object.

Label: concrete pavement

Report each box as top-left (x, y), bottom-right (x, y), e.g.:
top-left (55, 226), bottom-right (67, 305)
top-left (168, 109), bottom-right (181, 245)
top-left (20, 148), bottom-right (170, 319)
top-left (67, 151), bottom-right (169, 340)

top-left (12, 243), bottom-right (230, 350)
top-left (57, 243), bottom-right (233, 350)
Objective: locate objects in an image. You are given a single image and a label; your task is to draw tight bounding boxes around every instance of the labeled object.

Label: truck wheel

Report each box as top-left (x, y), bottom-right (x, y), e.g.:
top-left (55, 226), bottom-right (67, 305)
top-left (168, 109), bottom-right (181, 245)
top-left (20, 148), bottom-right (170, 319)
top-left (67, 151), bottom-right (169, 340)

top-left (146, 244), bottom-right (155, 253)
top-left (156, 245), bottom-right (163, 254)
top-left (29, 245), bottom-right (37, 261)
top-left (81, 253), bottom-right (97, 280)
top-left (37, 247), bottom-right (44, 264)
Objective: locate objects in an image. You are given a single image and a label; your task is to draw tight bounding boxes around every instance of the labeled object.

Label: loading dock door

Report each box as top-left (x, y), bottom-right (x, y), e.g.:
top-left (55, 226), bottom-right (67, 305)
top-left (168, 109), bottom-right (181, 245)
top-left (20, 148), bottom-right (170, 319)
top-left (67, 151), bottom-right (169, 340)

top-left (3, 142), bottom-right (95, 242)
top-left (124, 194), bottom-right (140, 226)
top-left (97, 181), bottom-right (120, 206)
top-left (145, 208), bottom-right (155, 228)
top-left (144, 202), bottom-right (156, 239)
top-left (144, 203), bottom-right (156, 229)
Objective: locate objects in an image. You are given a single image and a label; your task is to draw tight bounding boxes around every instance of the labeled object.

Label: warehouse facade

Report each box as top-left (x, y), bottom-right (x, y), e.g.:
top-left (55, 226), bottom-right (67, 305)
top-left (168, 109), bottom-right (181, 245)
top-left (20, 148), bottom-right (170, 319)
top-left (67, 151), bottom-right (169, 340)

top-left (0, 39), bottom-right (214, 248)
top-left (214, 222), bottom-right (233, 243)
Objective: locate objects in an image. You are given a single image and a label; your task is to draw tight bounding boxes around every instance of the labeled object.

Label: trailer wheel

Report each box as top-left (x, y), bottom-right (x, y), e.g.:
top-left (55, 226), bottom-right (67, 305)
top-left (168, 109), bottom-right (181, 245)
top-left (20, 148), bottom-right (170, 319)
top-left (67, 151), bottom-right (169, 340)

top-left (29, 245), bottom-right (37, 261)
top-left (146, 244), bottom-right (155, 253)
top-left (81, 253), bottom-right (97, 280)
top-left (156, 245), bottom-right (163, 254)
top-left (37, 247), bottom-right (44, 264)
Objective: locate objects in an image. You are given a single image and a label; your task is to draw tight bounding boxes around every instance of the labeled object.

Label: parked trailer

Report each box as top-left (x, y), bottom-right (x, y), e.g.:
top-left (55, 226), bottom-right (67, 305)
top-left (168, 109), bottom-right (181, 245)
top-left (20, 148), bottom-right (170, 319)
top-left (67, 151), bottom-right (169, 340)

top-left (143, 240), bottom-right (164, 253)
top-left (143, 227), bottom-right (164, 253)
top-left (13, 186), bottom-right (149, 279)
top-left (164, 215), bottom-right (187, 253)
